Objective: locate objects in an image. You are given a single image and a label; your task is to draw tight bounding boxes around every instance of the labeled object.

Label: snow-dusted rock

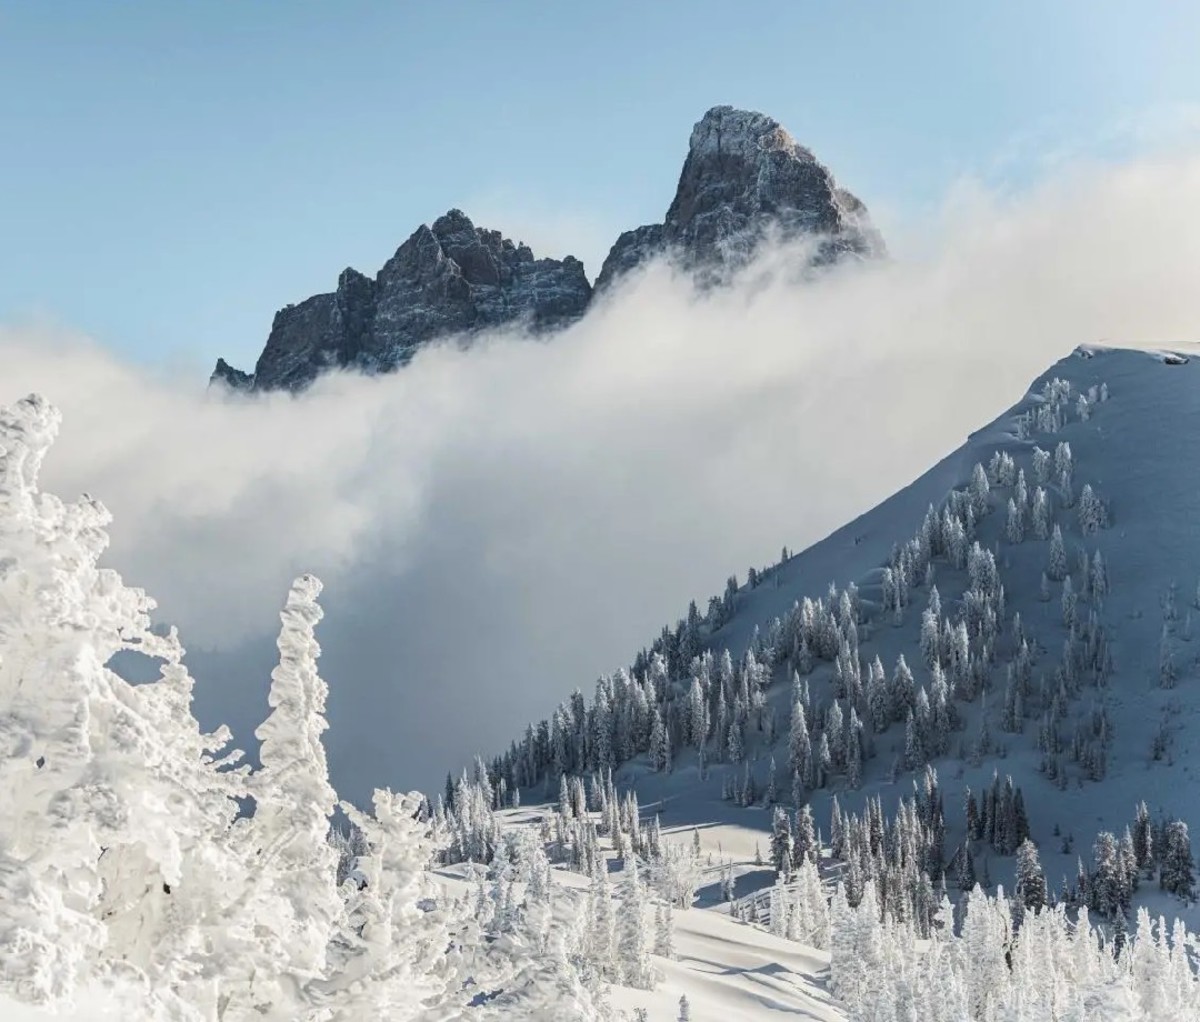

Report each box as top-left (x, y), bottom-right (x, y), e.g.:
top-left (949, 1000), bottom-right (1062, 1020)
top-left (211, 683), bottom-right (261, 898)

top-left (212, 209), bottom-right (592, 392)
top-left (595, 106), bottom-right (883, 290)
top-left (213, 107), bottom-right (884, 392)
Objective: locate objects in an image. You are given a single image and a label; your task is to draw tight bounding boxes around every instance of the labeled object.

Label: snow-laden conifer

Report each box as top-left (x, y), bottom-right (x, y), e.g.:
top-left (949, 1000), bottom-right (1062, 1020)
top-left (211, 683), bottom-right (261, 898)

top-left (617, 857), bottom-right (654, 989)
top-left (1047, 524), bottom-right (1068, 581)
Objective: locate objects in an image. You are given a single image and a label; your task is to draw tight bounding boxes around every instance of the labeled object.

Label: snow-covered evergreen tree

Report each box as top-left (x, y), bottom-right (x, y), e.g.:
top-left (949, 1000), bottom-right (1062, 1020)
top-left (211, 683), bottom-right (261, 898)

top-left (1160, 820), bottom-right (1195, 900)
top-left (1006, 497), bottom-right (1025, 544)
top-left (0, 397), bottom-right (239, 1009)
top-left (648, 707), bottom-right (670, 772)
top-left (238, 575), bottom-right (343, 1010)
top-left (1015, 838), bottom-right (1048, 914)
top-left (653, 901), bottom-right (674, 959)
top-left (321, 789), bottom-right (455, 1019)
top-left (617, 857), bottom-right (654, 989)
top-left (1078, 483), bottom-right (1108, 534)
top-left (1047, 524), bottom-right (1068, 581)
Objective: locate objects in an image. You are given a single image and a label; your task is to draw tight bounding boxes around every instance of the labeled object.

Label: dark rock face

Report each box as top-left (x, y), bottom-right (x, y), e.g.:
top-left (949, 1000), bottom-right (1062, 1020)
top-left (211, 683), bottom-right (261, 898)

top-left (214, 107), bottom-right (882, 392)
top-left (217, 209), bottom-right (592, 392)
top-left (595, 106), bottom-right (883, 290)
top-left (209, 358), bottom-right (254, 391)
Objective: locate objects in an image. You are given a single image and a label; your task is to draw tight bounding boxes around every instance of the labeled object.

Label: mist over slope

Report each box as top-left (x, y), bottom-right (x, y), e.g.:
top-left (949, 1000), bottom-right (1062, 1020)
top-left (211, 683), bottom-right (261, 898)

top-left (2, 154), bottom-right (1200, 801)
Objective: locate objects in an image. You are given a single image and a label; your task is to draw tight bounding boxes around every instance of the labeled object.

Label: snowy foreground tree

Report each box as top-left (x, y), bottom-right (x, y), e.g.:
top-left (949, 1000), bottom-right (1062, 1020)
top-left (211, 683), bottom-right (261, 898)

top-left (825, 878), bottom-right (1200, 1022)
top-left (0, 396), bottom-right (602, 1020)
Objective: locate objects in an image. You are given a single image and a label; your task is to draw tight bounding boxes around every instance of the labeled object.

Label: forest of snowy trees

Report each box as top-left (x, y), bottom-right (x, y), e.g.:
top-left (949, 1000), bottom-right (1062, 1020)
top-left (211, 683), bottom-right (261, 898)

top-left (458, 371), bottom-right (1200, 1016)
top-left (5, 363), bottom-right (1200, 1022)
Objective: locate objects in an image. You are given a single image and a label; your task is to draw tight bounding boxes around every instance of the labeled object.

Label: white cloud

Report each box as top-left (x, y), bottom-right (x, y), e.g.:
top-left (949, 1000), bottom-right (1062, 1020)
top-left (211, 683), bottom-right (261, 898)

top-left (4, 152), bottom-right (1200, 801)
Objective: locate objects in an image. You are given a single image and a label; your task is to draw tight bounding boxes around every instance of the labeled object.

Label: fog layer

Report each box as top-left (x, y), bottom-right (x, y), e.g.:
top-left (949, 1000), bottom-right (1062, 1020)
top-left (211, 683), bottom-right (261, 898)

top-left (4, 155), bottom-right (1200, 799)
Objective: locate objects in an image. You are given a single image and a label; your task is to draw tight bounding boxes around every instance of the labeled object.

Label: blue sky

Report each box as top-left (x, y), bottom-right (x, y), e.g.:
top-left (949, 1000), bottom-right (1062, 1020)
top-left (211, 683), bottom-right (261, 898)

top-left (1, 2), bottom-right (1196, 370)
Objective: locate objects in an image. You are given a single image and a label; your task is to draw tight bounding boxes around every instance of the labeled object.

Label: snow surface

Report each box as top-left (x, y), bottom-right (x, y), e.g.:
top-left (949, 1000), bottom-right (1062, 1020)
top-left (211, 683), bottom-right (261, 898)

top-left (609, 903), bottom-right (839, 1021)
top-left (556, 344), bottom-right (1200, 929)
top-left (469, 807), bottom-right (846, 1021)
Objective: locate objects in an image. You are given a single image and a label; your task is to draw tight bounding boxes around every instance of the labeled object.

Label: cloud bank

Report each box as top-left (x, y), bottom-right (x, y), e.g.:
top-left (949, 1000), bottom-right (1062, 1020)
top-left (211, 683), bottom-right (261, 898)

top-left (4, 154), bottom-right (1200, 801)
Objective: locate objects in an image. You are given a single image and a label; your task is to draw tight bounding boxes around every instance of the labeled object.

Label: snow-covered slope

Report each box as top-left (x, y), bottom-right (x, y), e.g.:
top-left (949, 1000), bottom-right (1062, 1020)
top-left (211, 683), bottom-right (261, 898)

top-left (730, 342), bottom-right (1199, 839)
top-left (610, 904), bottom-right (840, 1021)
top-left (510, 343), bottom-right (1200, 928)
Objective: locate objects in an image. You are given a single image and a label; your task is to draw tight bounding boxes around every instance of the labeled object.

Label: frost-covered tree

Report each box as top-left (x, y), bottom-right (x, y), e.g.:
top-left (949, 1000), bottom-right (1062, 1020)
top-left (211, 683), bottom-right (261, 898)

top-left (618, 857), bottom-right (654, 989)
top-left (653, 901), bottom-right (674, 959)
top-left (650, 842), bottom-right (702, 911)
top-left (826, 701), bottom-right (845, 769)
top-left (0, 396), bottom-right (247, 1011)
top-left (788, 700), bottom-right (811, 781)
top-left (0, 396), bottom-right (605, 1021)
top-left (1015, 839), bottom-right (1048, 914)
top-left (1078, 483), bottom-right (1108, 534)
top-left (239, 575), bottom-right (343, 1008)
top-left (649, 708), bottom-right (670, 772)
top-left (726, 717), bottom-right (744, 765)
top-left (890, 654), bottom-right (915, 724)
top-left (970, 463), bottom-right (991, 518)
top-left (866, 659), bottom-right (890, 733)
top-left (1054, 440), bottom-right (1072, 483)
top-left (1161, 820), bottom-right (1195, 900)
top-left (587, 867), bottom-right (617, 979)
top-left (1133, 802), bottom-right (1154, 872)
top-left (920, 607), bottom-right (941, 671)
top-left (961, 885), bottom-right (1010, 1018)
top-left (792, 858), bottom-right (831, 948)
top-left (1047, 525), bottom-right (1068, 581)
top-left (1033, 445), bottom-right (1051, 483)
top-left (904, 708), bottom-right (926, 770)
top-left (845, 709), bottom-right (864, 790)
top-left (1061, 576), bottom-right (1077, 629)
top-left (321, 790), bottom-right (455, 1019)
top-left (1090, 550), bottom-right (1108, 603)
top-left (1005, 497), bottom-right (1025, 544)
top-left (770, 807), bottom-right (794, 879)
top-left (1160, 624), bottom-right (1178, 689)
top-left (1090, 830), bottom-right (1127, 920)
top-left (1031, 486), bottom-right (1052, 540)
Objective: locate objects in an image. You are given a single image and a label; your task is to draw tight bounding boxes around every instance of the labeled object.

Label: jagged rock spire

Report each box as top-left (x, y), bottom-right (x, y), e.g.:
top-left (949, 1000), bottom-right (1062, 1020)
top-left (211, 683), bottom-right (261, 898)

top-left (596, 105), bottom-right (882, 290)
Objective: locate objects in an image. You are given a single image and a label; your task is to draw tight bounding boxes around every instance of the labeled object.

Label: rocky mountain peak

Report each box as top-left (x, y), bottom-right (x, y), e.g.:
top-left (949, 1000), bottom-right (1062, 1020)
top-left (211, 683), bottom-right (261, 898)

top-left (212, 107), bottom-right (882, 392)
top-left (683, 105), bottom-right (802, 163)
top-left (596, 105), bottom-right (882, 290)
top-left (212, 209), bottom-right (591, 392)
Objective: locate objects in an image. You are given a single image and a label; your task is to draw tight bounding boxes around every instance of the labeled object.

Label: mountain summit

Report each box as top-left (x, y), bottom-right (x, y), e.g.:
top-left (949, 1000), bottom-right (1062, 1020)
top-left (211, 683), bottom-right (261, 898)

top-left (212, 210), bottom-right (591, 393)
top-left (213, 107), bottom-right (882, 392)
top-left (595, 105), bottom-right (883, 290)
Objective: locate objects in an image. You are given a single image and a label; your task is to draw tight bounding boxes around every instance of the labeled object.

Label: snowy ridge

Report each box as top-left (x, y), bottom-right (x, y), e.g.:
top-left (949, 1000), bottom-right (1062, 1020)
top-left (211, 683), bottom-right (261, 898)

top-left (702, 342), bottom-right (1200, 861)
top-left (498, 344), bottom-right (1200, 880)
